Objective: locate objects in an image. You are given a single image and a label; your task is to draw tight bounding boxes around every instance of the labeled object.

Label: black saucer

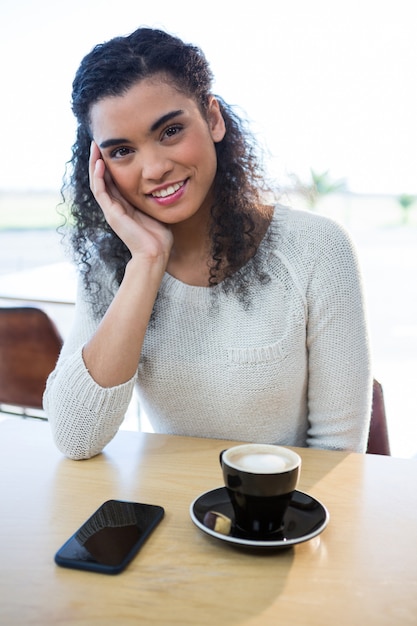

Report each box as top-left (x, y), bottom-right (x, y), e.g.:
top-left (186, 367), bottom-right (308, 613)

top-left (190, 487), bottom-right (329, 548)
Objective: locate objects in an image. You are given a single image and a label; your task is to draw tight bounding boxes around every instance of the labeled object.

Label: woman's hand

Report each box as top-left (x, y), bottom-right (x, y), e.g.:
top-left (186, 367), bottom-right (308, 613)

top-left (89, 141), bottom-right (173, 265)
top-left (81, 142), bottom-right (174, 388)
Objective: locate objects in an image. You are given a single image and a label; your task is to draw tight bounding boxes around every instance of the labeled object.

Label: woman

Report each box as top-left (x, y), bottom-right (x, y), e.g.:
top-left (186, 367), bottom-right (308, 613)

top-left (44, 27), bottom-right (372, 459)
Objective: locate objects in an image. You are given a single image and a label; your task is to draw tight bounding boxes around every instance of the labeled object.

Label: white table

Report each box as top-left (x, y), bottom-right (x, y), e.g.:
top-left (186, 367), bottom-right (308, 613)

top-left (0, 261), bottom-right (76, 305)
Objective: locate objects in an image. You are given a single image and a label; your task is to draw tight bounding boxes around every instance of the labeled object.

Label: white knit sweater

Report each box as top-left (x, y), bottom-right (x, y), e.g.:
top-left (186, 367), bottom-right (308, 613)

top-left (44, 206), bottom-right (372, 459)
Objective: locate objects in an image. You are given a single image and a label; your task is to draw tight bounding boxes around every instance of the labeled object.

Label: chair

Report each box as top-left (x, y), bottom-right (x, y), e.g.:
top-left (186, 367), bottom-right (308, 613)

top-left (0, 307), bottom-right (63, 415)
top-left (367, 379), bottom-right (391, 455)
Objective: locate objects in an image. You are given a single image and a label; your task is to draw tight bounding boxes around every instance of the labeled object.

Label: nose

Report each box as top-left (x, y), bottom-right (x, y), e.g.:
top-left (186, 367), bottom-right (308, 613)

top-left (140, 145), bottom-right (173, 182)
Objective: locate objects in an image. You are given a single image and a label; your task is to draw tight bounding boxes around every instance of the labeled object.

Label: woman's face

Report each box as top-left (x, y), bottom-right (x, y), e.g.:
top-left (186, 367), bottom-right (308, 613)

top-left (89, 77), bottom-right (226, 225)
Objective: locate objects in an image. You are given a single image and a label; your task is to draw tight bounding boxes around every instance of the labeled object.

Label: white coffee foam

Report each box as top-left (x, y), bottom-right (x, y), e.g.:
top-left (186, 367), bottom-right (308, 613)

top-left (225, 444), bottom-right (300, 474)
top-left (235, 453), bottom-right (288, 473)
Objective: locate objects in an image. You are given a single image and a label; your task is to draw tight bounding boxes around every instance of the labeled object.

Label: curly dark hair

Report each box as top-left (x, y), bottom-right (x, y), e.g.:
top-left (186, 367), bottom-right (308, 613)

top-left (63, 27), bottom-right (273, 314)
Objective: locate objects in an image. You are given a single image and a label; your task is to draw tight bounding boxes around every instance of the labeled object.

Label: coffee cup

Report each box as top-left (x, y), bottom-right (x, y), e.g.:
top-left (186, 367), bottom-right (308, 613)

top-left (219, 444), bottom-right (301, 536)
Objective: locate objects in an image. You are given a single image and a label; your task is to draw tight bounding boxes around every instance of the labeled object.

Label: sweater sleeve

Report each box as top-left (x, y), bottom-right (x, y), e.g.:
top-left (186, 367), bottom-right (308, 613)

top-left (304, 217), bottom-right (372, 452)
top-left (43, 274), bottom-right (136, 460)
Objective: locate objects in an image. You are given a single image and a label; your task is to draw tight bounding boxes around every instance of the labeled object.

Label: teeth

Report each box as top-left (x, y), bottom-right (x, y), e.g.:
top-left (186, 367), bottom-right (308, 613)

top-left (152, 181), bottom-right (184, 198)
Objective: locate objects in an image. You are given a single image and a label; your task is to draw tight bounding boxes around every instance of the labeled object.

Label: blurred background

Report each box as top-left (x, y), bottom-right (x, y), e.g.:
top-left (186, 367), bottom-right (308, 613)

top-left (0, 0), bottom-right (416, 457)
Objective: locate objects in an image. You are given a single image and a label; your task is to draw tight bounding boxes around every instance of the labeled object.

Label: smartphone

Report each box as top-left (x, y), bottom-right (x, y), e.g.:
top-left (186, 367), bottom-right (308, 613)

top-left (54, 499), bottom-right (164, 574)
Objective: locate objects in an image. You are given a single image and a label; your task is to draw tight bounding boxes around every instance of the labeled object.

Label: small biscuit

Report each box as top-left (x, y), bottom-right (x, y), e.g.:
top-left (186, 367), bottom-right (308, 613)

top-left (203, 510), bottom-right (232, 535)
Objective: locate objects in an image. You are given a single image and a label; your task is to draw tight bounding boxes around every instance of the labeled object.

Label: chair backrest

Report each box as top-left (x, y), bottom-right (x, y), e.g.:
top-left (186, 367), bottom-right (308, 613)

top-left (367, 379), bottom-right (391, 455)
top-left (0, 307), bottom-right (63, 410)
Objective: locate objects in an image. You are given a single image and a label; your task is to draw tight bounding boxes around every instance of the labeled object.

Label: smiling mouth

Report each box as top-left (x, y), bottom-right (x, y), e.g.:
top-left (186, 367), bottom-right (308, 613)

top-left (151, 181), bottom-right (186, 198)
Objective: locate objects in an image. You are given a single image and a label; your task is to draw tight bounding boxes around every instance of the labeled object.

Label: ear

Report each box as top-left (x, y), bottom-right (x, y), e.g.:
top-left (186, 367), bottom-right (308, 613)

top-left (207, 96), bottom-right (226, 143)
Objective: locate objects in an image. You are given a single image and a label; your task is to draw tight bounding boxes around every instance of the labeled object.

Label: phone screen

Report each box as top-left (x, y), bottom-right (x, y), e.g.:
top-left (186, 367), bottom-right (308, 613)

top-left (55, 499), bottom-right (164, 574)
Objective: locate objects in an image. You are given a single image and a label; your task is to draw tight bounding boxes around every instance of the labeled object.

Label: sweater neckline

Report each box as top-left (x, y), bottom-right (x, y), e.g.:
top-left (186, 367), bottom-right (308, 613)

top-left (159, 205), bottom-right (287, 303)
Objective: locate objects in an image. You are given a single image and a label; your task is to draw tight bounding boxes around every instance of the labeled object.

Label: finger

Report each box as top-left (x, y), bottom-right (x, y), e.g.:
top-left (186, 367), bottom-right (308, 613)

top-left (89, 141), bottom-right (100, 177)
top-left (89, 141), bottom-right (105, 195)
top-left (90, 155), bottom-right (110, 207)
top-left (89, 143), bottom-right (119, 203)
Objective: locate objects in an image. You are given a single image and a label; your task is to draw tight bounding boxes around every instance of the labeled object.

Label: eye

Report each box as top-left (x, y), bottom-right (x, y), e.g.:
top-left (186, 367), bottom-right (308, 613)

top-left (110, 146), bottom-right (133, 159)
top-left (162, 124), bottom-right (183, 140)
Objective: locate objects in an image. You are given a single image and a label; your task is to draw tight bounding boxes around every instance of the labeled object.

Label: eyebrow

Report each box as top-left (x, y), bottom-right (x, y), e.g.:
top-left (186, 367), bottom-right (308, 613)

top-left (99, 138), bottom-right (129, 149)
top-left (150, 109), bottom-right (184, 132)
top-left (99, 110), bottom-right (185, 150)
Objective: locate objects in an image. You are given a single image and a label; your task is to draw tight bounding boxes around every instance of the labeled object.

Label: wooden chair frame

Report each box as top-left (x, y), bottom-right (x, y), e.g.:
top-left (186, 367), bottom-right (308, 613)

top-left (367, 379), bottom-right (390, 455)
top-left (0, 306), bottom-right (63, 416)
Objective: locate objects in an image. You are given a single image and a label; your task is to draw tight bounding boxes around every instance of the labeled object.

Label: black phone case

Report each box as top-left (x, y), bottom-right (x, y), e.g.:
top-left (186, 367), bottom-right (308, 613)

top-left (54, 499), bottom-right (164, 574)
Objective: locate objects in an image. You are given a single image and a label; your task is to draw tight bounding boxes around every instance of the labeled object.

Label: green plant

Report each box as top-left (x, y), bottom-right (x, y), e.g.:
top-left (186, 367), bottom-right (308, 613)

top-left (397, 194), bottom-right (416, 225)
top-left (291, 168), bottom-right (347, 210)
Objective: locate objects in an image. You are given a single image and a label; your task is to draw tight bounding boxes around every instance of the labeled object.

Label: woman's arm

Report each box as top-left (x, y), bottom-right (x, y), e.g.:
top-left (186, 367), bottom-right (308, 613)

top-left (43, 272), bottom-right (138, 460)
top-left (44, 143), bottom-right (173, 459)
top-left (305, 217), bottom-right (372, 452)
top-left (82, 143), bottom-right (173, 387)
